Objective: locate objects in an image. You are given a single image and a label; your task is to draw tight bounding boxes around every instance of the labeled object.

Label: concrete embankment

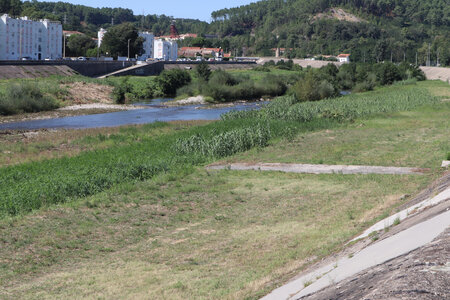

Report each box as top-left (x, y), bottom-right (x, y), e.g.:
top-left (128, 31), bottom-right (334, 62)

top-left (420, 66), bottom-right (450, 82)
top-left (0, 65), bottom-right (77, 79)
top-left (0, 60), bottom-right (135, 78)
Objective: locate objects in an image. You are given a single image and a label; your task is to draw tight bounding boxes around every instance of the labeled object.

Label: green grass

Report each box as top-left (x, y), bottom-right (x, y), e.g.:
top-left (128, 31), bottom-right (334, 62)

top-left (0, 82), bottom-right (445, 217)
top-left (0, 80), bottom-right (448, 299)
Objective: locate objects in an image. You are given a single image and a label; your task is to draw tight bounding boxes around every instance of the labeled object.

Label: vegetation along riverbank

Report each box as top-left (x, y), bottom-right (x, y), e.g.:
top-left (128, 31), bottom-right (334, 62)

top-left (1, 79), bottom-right (449, 299)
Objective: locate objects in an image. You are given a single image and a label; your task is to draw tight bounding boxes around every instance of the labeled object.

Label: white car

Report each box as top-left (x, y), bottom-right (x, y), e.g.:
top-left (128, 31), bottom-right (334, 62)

top-left (77, 57), bottom-right (87, 61)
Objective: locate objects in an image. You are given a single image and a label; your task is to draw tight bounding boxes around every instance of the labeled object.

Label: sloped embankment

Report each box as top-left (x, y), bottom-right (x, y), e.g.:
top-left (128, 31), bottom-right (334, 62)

top-left (0, 65), bottom-right (77, 79)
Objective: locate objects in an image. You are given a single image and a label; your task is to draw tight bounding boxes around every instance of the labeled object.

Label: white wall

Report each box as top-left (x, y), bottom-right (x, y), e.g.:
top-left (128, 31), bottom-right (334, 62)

top-left (138, 31), bottom-right (154, 61)
top-left (154, 39), bottom-right (178, 61)
top-left (0, 14), bottom-right (62, 60)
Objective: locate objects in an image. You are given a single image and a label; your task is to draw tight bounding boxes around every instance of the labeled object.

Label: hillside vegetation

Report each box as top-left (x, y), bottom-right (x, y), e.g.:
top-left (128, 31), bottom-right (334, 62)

top-left (1, 0), bottom-right (449, 64)
top-left (208, 0), bottom-right (450, 64)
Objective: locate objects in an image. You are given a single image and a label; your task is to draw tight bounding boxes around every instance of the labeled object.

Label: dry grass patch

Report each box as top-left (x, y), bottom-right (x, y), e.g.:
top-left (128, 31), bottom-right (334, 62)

top-left (0, 169), bottom-right (432, 299)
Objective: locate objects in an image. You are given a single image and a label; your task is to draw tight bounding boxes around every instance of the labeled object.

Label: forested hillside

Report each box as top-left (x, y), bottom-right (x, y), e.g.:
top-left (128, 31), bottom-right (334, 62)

top-left (209, 0), bottom-right (450, 65)
top-left (0, 0), bottom-right (208, 37)
top-left (0, 0), bottom-right (449, 65)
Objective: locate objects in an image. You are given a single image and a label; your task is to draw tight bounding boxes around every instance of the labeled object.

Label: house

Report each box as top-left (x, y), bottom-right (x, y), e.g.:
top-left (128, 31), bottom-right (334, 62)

top-left (178, 47), bottom-right (222, 59)
top-left (337, 54), bottom-right (350, 63)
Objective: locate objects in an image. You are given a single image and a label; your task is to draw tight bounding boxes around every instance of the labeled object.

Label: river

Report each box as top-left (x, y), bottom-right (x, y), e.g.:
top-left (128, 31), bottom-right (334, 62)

top-left (0, 99), bottom-right (265, 130)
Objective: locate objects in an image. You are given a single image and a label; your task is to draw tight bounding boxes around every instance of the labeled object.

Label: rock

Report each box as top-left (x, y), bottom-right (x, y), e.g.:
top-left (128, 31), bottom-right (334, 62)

top-left (441, 160), bottom-right (450, 168)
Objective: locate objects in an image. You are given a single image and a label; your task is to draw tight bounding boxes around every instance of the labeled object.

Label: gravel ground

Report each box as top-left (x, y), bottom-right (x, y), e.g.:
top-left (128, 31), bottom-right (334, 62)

top-left (57, 103), bottom-right (143, 111)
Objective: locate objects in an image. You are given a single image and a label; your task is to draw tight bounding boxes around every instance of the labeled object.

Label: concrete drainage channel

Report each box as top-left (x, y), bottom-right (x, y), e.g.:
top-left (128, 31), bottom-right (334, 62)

top-left (206, 163), bottom-right (430, 175)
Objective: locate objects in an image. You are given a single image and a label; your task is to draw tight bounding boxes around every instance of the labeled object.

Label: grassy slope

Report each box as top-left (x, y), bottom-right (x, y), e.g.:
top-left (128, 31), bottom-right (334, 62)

top-left (0, 81), bottom-right (448, 299)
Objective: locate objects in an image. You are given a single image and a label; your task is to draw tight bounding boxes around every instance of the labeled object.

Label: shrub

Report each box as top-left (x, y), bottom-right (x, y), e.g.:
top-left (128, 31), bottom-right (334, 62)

top-left (375, 63), bottom-right (401, 85)
top-left (291, 71), bottom-right (337, 102)
top-left (353, 80), bottom-right (375, 93)
top-left (209, 69), bottom-right (240, 86)
top-left (196, 62), bottom-right (212, 81)
top-left (156, 69), bottom-right (191, 95)
top-left (112, 77), bottom-right (132, 104)
top-left (0, 82), bottom-right (59, 115)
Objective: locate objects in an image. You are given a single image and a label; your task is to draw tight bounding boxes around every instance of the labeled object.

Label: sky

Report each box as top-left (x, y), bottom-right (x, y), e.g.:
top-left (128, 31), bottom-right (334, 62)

top-left (46, 0), bottom-right (257, 22)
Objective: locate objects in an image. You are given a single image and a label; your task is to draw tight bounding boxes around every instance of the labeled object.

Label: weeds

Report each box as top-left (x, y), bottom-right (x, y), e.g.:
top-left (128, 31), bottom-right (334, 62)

top-left (0, 82), bottom-right (59, 115)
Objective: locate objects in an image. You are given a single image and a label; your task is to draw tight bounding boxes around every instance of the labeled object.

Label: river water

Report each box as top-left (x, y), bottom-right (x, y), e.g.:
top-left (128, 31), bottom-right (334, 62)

top-left (0, 99), bottom-right (265, 130)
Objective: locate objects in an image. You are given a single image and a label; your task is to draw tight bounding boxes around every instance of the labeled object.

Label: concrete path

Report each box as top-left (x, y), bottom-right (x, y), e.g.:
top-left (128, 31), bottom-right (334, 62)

top-left (351, 187), bottom-right (450, 241)
top-left (207, 163), bottom-right (429, 175)
top-left (97, 63), bottom-right (147, 78)
top-left (261, 208), bottom-right (450, 300)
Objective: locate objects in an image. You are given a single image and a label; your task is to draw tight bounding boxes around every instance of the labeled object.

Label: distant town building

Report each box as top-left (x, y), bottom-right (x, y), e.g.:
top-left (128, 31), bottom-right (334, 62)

top-left (178, 47), bottom-right (222, 59)
top-left (154, 39), bottom-right (178, 61)
top-left (97, 28), bottom-right (107, 48)
top-left (138, 31), bottom-right (154, 60)
top-left (0, 14), bottom-right (62, 60)
top-left (337, 53), bottom-right (351, 63)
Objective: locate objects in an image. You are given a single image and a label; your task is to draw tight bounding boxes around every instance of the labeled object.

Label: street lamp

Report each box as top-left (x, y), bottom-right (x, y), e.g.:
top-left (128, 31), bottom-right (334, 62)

top-left (127, 39), bottom-right (131, 60)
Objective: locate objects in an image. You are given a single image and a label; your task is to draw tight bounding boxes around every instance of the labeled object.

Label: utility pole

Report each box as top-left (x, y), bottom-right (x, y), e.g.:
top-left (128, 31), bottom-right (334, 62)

top-left (127, 39), bottom-right (131, 60)
top-left (111, 17), bottom-right (114, 26)
top-left (64, 13), bottom-right (67, 24)
top-left (19, 27), bottom-right (22, 60)
top-left (415, 51), bottom-right (418, 66)
top-left (436, 48), bottom-right (440, 67)
top-left (426, 43), bottom-right (431, 67)
top-left (390, 51), bottom-right (393, 63)
top-left (63, 33), bottom-right (66, 58)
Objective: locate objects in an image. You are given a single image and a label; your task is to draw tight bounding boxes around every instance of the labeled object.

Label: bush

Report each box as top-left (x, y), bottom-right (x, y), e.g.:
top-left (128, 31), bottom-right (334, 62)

top-left (209, 70), bottom-right (240, 86)
top-left (196, 62), bottom-right (212, 81)
top-left (112, 77), bottom-right (132, 104)
top-left (353, 80), bottom-right (375, 93)
top-left (398, 62), bottom-right (426, 81)
top-left (291, 71), bottom-right (338, 102)
top-left (156, 69), bottom-right (191, 95)
top-left (0, 82), bottom-right (59, 115)
top-left (375, 63), bottom-right (401, 85)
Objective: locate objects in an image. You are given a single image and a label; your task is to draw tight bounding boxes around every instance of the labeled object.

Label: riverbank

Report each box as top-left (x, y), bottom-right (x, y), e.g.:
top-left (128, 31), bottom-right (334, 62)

top-left (0, 81), bottom-right (448, 299)
top-left (0, 103), bottom-right (143, 125)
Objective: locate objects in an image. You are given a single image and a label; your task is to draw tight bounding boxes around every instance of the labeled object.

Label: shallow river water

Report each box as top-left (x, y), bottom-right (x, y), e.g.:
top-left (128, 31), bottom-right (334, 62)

top-left (0, 99), bottom-right (265, 130)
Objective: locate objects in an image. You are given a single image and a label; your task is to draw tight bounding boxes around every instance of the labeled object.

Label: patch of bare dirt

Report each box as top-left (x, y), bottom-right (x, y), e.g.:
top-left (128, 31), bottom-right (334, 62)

top-left (314, 8), bottom-right (365, 23)
top-left (63, 82), bottom-right (114, 104)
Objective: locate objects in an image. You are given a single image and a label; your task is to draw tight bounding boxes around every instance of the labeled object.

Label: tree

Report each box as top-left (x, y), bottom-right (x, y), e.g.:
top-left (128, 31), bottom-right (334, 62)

top-left (67, 34), bottom-right (96, 57)
top-left (196, 62), bottom-right (212, 82)
top-left (100, 23), bottom-right (143, 58)
top-left (0, 0), bottom-right (22, 16)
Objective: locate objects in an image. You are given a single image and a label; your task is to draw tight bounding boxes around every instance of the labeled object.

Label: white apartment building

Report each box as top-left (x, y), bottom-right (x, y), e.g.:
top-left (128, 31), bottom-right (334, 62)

top-left (0, 14), bottom-right (62, 60)
top-left (154, 39), bottom-right (178, 61)
top-left (138, 31), bottom-right (154, 60)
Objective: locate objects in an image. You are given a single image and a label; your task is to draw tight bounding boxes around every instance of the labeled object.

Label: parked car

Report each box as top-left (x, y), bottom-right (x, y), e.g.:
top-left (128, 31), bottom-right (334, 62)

top-left (21, 57), bottom-right (32, 60)
top-left (77, 56), bottom-right (87, 61)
